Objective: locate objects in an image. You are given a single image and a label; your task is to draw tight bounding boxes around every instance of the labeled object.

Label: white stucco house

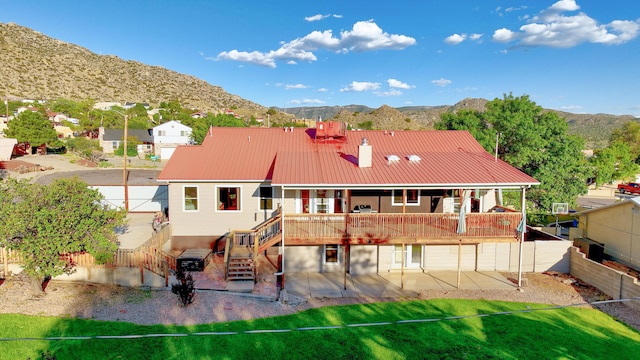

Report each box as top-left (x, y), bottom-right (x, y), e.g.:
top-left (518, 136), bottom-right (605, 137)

top-left (152, 120), bottom-right (192, 160)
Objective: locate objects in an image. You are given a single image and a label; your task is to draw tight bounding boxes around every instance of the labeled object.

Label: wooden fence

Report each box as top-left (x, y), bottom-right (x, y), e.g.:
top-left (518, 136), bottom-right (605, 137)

top-left (1, 224), bottom-right (176, 279)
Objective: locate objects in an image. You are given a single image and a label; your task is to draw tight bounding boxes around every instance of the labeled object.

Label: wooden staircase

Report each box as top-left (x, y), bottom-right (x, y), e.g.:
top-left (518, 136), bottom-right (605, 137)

top-left (226, 247), bottom-right (256, 282)
top-left (224, 210), bottom-right (282, 283)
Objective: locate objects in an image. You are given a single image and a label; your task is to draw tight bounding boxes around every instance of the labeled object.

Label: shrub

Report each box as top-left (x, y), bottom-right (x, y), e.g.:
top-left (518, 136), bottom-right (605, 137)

top-left (171, 268), bottom-right (195, 306)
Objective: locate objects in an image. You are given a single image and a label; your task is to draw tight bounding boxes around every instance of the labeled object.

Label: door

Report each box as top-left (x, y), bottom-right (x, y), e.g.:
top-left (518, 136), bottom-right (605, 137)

top-left (393, 244), bottom-right (422, 268)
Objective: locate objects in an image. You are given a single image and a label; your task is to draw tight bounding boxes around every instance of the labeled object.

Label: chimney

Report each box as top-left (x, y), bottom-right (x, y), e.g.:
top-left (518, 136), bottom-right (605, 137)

top-left (358, 137), bottom-right (372, 168)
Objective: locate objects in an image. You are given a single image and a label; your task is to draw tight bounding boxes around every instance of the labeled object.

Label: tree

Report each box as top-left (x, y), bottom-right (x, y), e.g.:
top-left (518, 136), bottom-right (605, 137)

top-left (610, 121), bottom-right (640, 162)
top-left (591, 141), bottom-right (638, 185)
top-left (0, 178), bottom-right (126, 295)
top-left (434, 94), bottom-right (590, 211)
top-left (190, 114), bottom-right (246, 144)
top-left (4, 111), bottom-right (58, 145)
top-left (435, 109), bottom-right (496, 150)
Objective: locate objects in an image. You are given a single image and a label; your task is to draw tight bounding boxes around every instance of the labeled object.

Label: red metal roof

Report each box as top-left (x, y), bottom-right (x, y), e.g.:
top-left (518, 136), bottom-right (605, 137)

top-left (157, 127), bottom-right (539, 188)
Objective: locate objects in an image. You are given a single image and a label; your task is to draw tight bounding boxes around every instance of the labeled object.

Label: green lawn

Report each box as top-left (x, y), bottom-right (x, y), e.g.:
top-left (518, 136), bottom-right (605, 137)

top-left (1, 299), bottom-right (638, 360)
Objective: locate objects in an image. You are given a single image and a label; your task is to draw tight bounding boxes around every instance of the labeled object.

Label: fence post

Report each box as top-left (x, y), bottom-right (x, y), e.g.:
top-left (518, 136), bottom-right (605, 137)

top-left (2, 247), bottom-right (8, 277)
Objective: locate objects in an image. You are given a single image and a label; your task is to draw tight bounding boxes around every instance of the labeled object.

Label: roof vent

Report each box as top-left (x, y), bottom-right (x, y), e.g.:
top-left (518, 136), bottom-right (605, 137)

top-left (386, 155), bottom-right (400, 164)
top-left (408, 155), bottom-right (421, 162)
top-left (361, 137), bottom-right (368, 146)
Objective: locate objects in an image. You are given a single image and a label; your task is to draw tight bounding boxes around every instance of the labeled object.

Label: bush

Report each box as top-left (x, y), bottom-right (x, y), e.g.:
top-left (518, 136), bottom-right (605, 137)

top-left (171, 268), bottom-right (195, 306)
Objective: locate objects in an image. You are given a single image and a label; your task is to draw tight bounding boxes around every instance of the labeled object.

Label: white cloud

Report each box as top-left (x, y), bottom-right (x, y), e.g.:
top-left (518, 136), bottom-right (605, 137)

top-left (305, 14), bottom-right (329, 22)
top-left (305, 14), bottom-right (341, 22)
top-left (445, 33), bottom-right (483, 45)
top-left (285, 83), bottom-right (309, 90)
top-left (432, 78), bottom-right (452, 87)
top-left (216, 50), bottom-right (276, 68)
top-left (444, 34), bottom-right (465, 45)
top-left (560, 105), bottom-right (583, 111)
top-left (217, 20), bottom-right (416, 67)
top-left (387, 79), bottom-right (414, 89)
top-left (302, 98), bottom-right (326, 104)
top-left (492, 0), bottom-right (640, 48)
top-left (375, 89), bottom-right (402, 97)
top-left (340, 81), bottom-right (381, 92)
top-left (317, 88), bottom-right (329, 92)
top-left (340, 20), bottom-right (416, 51)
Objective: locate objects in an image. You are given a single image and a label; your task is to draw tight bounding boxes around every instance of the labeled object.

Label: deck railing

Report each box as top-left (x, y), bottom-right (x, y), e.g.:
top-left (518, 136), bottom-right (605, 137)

top-left (284, 212), bottom-right (522, 241)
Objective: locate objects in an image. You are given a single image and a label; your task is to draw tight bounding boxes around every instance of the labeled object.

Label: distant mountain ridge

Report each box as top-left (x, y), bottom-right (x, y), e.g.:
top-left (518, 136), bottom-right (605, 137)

top-left (0, 22), bottom-right (636, 149)
top-left (281, 99), bottom-right (637, 149)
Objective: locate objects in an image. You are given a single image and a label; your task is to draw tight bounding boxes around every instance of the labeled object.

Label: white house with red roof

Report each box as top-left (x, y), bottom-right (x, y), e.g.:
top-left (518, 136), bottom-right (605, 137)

top-left (158, 122), bottom-right (540, 282)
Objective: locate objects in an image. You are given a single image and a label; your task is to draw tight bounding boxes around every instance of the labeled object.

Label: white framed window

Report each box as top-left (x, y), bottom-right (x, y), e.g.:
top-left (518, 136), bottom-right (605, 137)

top-left (259, 186), bottom-right (273, 210)
top-left (158, 130), bottom-right (166, 136)
top-left (324, 244), bottom-right (340, 264)
top-left (180, 130), bottom-right (190, 136)
top-left (183, 186), bottom-right (199, 211)
top-left (217, 186), bottom-right (241, 211)
top-left (392, 189), bottom-right (420, 206)
top-left (112, 141), bottom-right (119, 149)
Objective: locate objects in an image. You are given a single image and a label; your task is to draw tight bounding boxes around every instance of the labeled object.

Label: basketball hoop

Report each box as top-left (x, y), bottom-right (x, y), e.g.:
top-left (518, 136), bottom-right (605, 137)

top-left (552, 203), bottom-right (569, 215)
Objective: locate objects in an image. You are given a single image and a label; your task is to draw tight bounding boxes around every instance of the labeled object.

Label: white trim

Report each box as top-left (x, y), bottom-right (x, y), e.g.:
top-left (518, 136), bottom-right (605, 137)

top-left (215, 185), bottom-right (242, 212)
top-left (391, 189), bottom-right (421, 206)
top-left (259, 185), bottom-right (274, 211)
top-left (182, 185), bottom-right (199, 212)
top-left (323, 244), bottom-right (341, 265)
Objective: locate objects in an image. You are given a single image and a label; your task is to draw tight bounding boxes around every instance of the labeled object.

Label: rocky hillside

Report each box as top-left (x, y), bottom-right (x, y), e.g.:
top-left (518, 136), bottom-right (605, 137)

top-left (0, 22), bottom-right (265, 113)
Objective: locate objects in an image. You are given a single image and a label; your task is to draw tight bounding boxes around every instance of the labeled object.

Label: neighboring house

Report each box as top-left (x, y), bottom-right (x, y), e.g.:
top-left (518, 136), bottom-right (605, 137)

top-left (46, 111), bottom-right (68, 123)
top-left (93, 102), bottom-right (121, 111)
top-left (576, 197), bottom-right (640, 268)
top-left (0, 138), bottom-right (17, 161)
top-left (99, 127), bottom-right (154, 155)
top-left (152, 120), bottom-right (192, 160)
top-left (158, 123), bottom-right (541, 282)
top-left (54, 125), bottom-right (74, 139)
top-left (190, 112), bottom-right (208, 119)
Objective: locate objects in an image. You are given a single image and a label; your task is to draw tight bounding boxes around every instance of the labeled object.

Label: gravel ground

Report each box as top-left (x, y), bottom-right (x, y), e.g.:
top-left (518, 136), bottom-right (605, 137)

top-left (1, 272), bottom-right (639, 331)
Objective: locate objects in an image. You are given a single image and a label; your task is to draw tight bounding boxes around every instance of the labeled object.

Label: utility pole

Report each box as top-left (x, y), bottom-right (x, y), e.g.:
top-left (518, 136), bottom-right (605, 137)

top-left (123, 115), bottom-right (129, 212)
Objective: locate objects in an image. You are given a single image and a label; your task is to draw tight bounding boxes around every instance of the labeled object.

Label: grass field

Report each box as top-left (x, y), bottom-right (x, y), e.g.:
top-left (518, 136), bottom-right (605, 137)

top-left (1, 299), bottom-right (638, 359)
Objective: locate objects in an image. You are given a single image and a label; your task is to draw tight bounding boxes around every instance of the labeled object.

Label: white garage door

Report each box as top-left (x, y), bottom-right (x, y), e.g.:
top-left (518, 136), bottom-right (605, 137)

top-left (160, 147), bottom-right (176, 160)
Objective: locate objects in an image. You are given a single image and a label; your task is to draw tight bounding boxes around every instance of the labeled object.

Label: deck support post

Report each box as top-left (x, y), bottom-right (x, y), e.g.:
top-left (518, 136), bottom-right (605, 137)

top-left (517, 187), bottom-right (526, 288)
top-left (457, 240), bottom-right (462, 288)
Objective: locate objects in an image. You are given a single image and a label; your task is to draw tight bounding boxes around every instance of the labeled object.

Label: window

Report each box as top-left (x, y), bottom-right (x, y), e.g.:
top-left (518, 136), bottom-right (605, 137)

top-left (324, 244), bottom-right (339, 264)
top-left (180, 130), bottom-right (190, 136)
top-left (218, 187), bottom-right (240, 211)
top-left (392, 189), bottom-right (420, 206)
top-left (184, 186), bottom-right (198, 211)
top-left (112, 141), bottom-right (119, 149)
top-left (260, 186), bottom-right (273, 210)
top-left (158, 130), bottom-right (166, 136)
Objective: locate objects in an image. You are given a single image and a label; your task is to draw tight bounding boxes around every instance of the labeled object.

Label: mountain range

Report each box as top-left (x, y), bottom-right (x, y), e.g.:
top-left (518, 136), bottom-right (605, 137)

top-left (1, 22), bottom-right (636, 149)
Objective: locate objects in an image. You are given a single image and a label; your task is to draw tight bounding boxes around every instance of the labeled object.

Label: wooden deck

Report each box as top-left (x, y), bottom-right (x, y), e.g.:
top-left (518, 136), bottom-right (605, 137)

top-left (283, 212), bottom-right (522, 245)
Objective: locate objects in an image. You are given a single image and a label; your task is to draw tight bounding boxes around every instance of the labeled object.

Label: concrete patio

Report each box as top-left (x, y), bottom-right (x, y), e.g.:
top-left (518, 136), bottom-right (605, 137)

top-left (284, 271), bottom-right (517, 298)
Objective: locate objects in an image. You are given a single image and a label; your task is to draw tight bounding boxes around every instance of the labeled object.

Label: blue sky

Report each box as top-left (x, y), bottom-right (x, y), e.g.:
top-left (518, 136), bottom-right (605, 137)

top-left (1, 0), bottom-right (639, 116)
